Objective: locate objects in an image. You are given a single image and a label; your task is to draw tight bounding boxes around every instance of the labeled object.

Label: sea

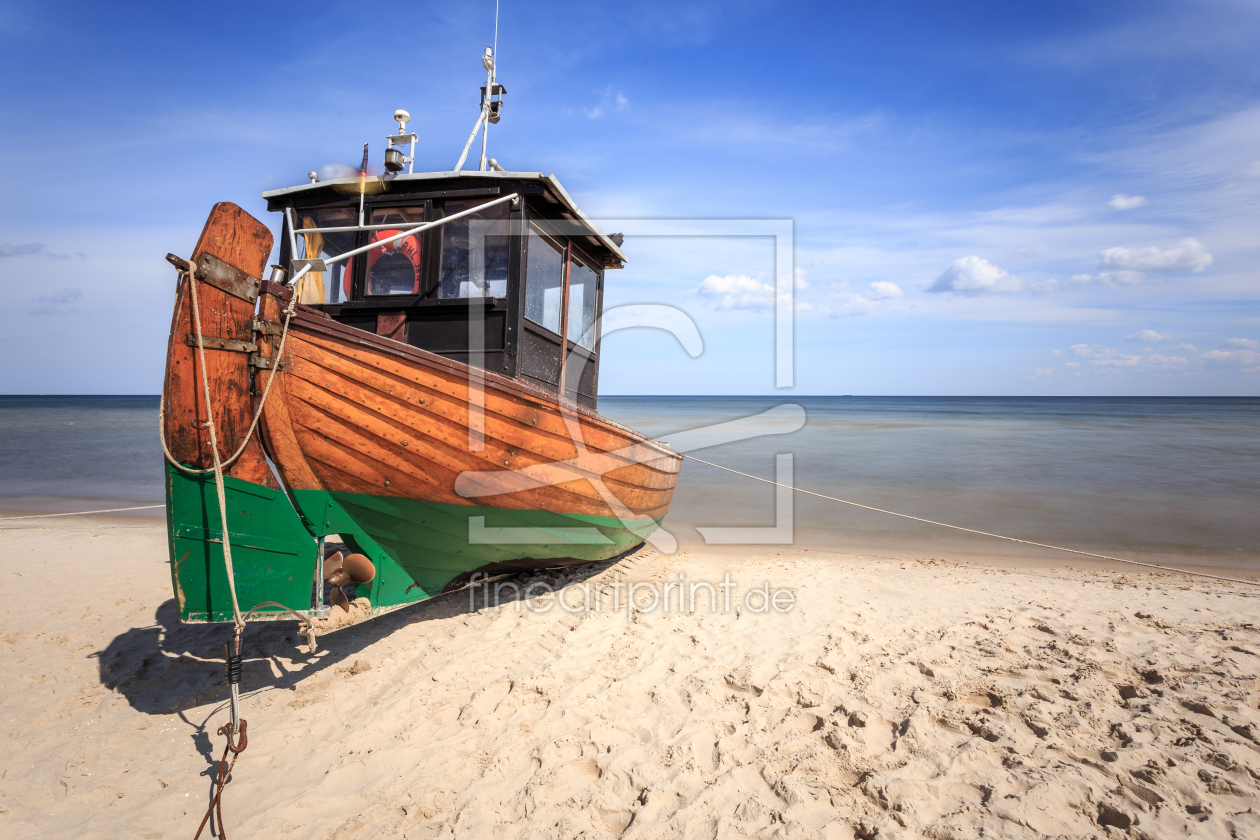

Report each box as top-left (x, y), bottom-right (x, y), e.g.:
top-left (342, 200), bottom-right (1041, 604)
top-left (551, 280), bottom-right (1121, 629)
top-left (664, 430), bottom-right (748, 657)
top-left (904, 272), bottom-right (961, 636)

top-left (2, 395), bottom-right (1257, 569)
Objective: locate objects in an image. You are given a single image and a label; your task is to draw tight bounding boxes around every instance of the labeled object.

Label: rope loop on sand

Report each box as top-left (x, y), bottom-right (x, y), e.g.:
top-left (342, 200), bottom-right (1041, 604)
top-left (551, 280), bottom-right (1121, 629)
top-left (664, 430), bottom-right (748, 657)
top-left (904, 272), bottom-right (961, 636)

top-left (244, 600), bottom-right (319, 653)
top-left (682, 454), bottom-right (1260, 589)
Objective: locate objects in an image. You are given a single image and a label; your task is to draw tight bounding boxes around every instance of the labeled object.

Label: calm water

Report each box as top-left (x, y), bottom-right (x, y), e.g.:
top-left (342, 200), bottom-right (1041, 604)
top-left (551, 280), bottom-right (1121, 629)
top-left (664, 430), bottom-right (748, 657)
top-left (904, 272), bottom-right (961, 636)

top-left (0, 396), bottom-right (165, 515)
top-left (599, 396), bottom-right (1260, 568)
top-left (2, 395), bottom-right (1257, 567)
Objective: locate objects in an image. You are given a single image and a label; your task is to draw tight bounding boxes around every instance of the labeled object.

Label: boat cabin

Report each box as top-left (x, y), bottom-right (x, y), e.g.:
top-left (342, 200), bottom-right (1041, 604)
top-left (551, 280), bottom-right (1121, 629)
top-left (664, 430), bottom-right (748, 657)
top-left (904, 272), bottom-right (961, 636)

top-left (262, 172), bottom-right (626, 409)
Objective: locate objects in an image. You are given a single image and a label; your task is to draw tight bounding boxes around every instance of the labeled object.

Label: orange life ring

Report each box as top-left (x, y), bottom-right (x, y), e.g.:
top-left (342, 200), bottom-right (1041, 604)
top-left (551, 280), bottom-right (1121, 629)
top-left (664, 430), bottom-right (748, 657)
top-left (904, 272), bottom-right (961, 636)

top-left (343, 230), bottom-right (423, 297)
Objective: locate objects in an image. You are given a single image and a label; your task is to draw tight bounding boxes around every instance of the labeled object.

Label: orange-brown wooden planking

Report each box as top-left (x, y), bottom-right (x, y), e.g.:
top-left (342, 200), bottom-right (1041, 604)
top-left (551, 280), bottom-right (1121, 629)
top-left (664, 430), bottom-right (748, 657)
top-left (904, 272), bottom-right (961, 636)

top-left (254, 293), bottom-right (680, 522)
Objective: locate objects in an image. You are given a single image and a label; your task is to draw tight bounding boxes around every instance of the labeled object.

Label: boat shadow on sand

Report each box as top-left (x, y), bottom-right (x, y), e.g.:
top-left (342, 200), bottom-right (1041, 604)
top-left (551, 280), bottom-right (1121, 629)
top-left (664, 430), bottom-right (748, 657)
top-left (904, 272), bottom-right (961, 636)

top-left (96, 556), bottom-right (629, 721)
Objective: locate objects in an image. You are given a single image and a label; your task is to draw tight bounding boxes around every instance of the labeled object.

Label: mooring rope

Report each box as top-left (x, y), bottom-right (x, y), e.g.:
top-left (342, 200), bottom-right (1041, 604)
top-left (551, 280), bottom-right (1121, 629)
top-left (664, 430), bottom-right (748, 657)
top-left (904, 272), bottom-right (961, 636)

top-left (682, 454), bottom-right (1260, 589)
top-left (0, 505), bottom-right (163, 521)
top-left (161, 258), bottom-right (304, 839)
top-left (181, 262), bottom-right (245, 630)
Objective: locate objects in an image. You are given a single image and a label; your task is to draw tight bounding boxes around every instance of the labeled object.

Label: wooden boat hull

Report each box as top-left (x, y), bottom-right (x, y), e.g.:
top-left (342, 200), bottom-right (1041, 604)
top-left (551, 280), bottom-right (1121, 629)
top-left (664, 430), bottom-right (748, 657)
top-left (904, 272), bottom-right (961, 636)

top-left (164, 205), bottom-right (680, 623)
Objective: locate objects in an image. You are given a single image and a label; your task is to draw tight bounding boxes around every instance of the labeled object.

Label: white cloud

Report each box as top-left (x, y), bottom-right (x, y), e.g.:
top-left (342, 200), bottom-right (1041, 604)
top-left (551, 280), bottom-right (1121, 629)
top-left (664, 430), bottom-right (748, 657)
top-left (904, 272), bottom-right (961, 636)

top-left (1070, 344), bottom-right (1142, 366)
top-left (1202, 349), bottom-right (1260, 368)
top-left (1032, 368), bottom-right (1055, 377)
top-left (698, 274), bottom-right (767, 309)
top-left (697, 274), bottom-right (811, 311)
top-left (866, 281), bottom-right (903, 300)
top-left (793, 267), bottom-right (809, 289)
top-left (1030, 273), bottom-right (1101, 294)
top-left (1202, 339), bottom-right (1260, 370)
top-left (1146, 354), bottom-right (1191, 370)
top-left (826, 295), bottom-right (880, 317)
top-left (586, 87), bottom-right (629, 119)
top-left (1049, 349), bottom-right (1061, 356)
top-left (1126, 329), bottom-right (1172, 343)
top-left (1099, 237), bottom-right (1213, 273)
top-left (1028, 278), bottom-right (1062, 294)
top-left (1108, 194), bottom-right (1147, 210)
top-left (820, 278), bottom-right (901, 316)
top-left (1036, 338), bottom-right (1260, 374)
top-left (927, 255), bottom-right (1024, 295)
top-left (699, 275), bottom-right (761, 295)
top-left (1095, 269), bottom-right (1147, 286)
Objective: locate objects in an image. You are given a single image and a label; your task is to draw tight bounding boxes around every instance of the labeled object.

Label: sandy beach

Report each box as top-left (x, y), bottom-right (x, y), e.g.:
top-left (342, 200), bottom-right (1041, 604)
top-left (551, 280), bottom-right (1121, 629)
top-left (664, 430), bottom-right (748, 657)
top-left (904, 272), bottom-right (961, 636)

top-left (2, 513), bottom-right (1258, 839)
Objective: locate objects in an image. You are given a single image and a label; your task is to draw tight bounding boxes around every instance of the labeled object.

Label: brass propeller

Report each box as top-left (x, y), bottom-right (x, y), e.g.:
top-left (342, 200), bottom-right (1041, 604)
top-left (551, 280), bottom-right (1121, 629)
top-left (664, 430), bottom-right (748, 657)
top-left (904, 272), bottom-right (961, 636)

top-left (323, 550), bottom-right (376, 612)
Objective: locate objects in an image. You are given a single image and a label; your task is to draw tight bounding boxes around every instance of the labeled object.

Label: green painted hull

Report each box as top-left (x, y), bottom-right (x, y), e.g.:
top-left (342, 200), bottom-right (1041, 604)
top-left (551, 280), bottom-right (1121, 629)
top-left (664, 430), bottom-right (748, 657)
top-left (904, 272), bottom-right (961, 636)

top-left (166, 462), bottom-right (656, 623)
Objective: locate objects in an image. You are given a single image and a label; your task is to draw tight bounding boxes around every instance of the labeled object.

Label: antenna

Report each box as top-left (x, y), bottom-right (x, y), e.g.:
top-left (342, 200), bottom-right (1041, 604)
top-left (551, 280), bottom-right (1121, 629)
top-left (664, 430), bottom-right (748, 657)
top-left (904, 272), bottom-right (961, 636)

top-left (452, 7), bottom-right (507, 173)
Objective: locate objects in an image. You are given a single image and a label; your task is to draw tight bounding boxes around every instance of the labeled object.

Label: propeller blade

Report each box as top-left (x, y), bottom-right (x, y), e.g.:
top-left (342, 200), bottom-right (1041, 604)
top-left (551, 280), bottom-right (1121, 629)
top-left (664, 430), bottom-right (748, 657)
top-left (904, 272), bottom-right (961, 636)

top-left (330, 584), bottom-right (350, 612)
top-left (342, 553), bottom-right (376, 584)
top-left (324, 551), bottom-right (344, 581)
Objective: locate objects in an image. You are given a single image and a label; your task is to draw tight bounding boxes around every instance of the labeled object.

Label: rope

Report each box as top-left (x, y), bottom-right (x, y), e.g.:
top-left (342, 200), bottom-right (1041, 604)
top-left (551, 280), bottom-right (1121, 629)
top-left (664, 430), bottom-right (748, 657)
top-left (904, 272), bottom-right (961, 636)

top-left (181, 263), bottom-right (244, 630)
top-left (244, 601), bottom-right (319, 653)
top-left (682, 454), bottom-right (1260, 589)
top-left (0, 505), bottom-right (163, 521)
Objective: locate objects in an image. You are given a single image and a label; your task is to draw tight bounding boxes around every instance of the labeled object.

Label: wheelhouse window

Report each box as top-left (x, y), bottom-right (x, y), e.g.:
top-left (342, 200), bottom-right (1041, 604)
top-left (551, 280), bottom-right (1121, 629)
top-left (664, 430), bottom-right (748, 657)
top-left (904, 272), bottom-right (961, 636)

top-left (295, 208), bottom-right (356, 305)
top-left (567, 256), bottom-right (599, 350)
top-left (439, 200), bottom-right (510, 298)
top-left (364, 206), bottom-right (425, 296)
top-left (524, 226), bottom-right (564, 334)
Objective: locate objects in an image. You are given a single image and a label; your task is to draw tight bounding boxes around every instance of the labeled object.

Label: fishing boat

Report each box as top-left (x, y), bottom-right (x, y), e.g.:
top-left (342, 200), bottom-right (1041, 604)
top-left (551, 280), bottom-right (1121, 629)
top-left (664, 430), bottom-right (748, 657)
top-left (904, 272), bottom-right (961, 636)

top-left (161, 49), bottom-right (681, 624)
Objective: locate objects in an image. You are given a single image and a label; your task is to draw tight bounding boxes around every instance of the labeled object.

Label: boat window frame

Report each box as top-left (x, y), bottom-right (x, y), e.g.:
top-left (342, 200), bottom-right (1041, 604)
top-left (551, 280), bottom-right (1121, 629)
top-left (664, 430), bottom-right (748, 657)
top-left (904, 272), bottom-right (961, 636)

top-left (431, 196), bottom-right (514, 302)
top-left (521, 223), bottom-right (568, 340)
top-left (559, 240), bottom-right (603, 402)
top-left (355, 198), bottom-right (435, 302)
top-left (565, 241), bottom-right (604, 354)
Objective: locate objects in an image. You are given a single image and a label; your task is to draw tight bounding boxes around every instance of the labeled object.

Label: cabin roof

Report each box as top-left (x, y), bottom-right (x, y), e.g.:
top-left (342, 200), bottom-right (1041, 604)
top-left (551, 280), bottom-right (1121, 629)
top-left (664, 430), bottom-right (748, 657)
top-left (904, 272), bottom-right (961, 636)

top-left (262, 170), bottom-right (628, 268)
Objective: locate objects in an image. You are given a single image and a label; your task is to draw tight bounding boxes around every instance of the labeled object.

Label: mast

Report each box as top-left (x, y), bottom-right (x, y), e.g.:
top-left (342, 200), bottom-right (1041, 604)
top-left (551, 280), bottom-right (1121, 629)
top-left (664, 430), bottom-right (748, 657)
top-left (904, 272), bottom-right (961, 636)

top-left (454, 47), bottom-right (505, 172)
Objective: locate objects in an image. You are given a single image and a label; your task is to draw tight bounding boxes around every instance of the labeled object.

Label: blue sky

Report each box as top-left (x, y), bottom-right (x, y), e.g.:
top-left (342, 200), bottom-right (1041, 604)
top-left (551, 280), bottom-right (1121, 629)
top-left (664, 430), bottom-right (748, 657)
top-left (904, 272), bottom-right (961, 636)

top-left (1, 0), bottom-right (1258, 395)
